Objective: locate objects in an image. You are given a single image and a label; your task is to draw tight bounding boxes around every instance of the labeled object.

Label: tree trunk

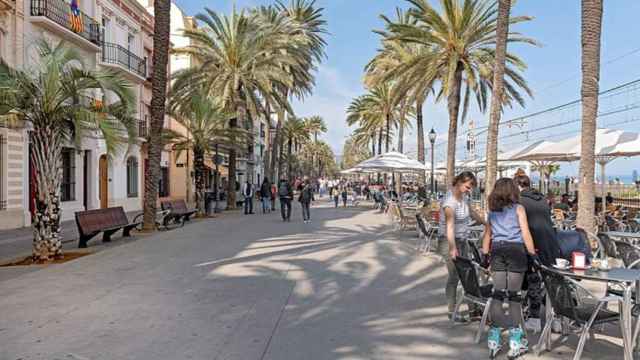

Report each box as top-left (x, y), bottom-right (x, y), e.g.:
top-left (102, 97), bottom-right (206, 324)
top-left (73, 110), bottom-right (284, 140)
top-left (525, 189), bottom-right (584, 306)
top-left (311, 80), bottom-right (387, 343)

top-left (416, 100), bottom-right (426, 184)
top-left (377, 129), bottom-right (383, 155)
top-left (397, 116), bottom-right (404, 153)
top-left (385, 113), bottom-right (391, 153)
top-left (446, 64), bottom-right (463, 186)
top-left (371, 135), bottom-right (376, 156)
top-left (484, 0), bottom-right (511, 200)
top-left (227, 118), bottom-right (238, 210)
top-left (142, 0), bottom-right (170, 231)
top-left (193, 148), bottom-right (205, 216)
top-left (31, 128), bottom-right (63, 261)
top-left (577, 0), bottom-right (603, 235)
top-left (288, 138), bottom-right (293, 181)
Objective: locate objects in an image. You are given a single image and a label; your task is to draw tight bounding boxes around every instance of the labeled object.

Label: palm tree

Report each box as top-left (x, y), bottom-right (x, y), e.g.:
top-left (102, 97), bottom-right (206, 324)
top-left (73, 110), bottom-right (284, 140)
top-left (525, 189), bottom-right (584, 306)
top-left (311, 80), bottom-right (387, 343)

top-left (342, 135), bottom-right (372, 169)
top-left (169, 91), bottom-right (248, 216)
top-left (303, 115), bottom-right (327, 142)
top-left (268, 0), bottom-right (327, 182)
top-left (171, 8), bottom-right (296, 209)
top-left (0, 40), bottom-right (136, 261)
top-left (391, 0), bottom-right (535, 183)
top-left (576, 0), bottom-right (603, 234)
top-left (283, 116), bottom-right (309, 179)
top-left (484, 0), bottom-right (512, 199)
top-left (142, 0), bottom-right (171, 231)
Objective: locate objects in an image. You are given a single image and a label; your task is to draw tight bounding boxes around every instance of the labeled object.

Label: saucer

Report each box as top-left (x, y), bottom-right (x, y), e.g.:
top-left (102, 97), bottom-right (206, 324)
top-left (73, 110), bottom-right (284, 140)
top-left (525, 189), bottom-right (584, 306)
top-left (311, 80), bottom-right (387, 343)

top-left (552, 264), bottom-right (570, 270)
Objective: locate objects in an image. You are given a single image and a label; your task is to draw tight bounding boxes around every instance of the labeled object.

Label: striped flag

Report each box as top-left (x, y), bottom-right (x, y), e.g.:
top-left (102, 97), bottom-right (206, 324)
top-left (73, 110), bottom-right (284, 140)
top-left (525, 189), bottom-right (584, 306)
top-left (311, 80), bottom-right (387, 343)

top-left (69, 0), bottom-right (84, 33)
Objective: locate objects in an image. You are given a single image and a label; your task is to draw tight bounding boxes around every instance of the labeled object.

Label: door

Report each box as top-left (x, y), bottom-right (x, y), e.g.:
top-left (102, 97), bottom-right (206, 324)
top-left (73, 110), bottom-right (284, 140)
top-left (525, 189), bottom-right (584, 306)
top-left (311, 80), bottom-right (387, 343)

top-left (99, 155), bottom-right (108, 209)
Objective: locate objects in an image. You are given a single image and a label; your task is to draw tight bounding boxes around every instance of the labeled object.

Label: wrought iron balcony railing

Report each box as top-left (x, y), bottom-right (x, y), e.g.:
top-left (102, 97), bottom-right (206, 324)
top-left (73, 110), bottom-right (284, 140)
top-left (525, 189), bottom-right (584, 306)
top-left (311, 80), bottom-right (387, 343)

top-left (102, 42), bottom-right (147, 79)
top-left (30, 0), bottom-right (101, 46)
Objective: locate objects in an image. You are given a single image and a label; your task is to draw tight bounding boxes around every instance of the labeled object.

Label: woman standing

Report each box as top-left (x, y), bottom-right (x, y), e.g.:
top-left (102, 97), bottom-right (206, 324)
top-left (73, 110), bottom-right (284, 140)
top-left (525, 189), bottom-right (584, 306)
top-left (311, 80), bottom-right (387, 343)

top-left (260, 178), bottom-right (271, 214)
top-left (482, 178), bottom-right (536, 358)
top-left (438, 171), bottom-right (486, 322)
top-left (331, 187), bottom-right (339, 208)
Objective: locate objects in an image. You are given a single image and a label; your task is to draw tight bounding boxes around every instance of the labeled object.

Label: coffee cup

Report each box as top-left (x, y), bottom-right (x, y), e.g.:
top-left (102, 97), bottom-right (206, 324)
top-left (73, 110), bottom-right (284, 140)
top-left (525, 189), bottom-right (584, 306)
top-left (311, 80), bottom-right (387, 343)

top-left (555, 258), bottom-right (570, 268)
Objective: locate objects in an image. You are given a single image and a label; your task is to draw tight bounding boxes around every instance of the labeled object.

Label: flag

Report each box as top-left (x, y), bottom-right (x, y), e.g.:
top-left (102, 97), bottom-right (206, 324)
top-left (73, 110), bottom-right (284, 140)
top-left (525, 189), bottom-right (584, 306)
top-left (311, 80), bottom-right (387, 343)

top-left (69, 0), bottom-right (84, 33)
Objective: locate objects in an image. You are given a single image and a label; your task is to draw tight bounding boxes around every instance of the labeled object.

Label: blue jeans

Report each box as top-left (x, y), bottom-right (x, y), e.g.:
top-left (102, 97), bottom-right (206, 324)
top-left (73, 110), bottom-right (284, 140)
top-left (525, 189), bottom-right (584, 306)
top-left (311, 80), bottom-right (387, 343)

top-left (261, 197), bottom-right (270, 213)
top-left (301, 201), bottom-right (311, 221)
top-left (244, 196), bottom-right (253, 214)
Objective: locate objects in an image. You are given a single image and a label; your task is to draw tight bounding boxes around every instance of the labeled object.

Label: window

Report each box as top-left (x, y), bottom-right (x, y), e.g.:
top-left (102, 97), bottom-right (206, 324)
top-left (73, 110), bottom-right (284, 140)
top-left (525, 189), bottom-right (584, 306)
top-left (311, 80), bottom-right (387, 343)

top-left (126, 157), bottom-right (138, 197)
top-left (0, 135), bottom-right (5, 210)
top-left (61, 148), bottom-right (76, 202)
top-left (159, 166), bottom-right (170, 197)
top-left (260, 123), bottom-right (266, 138)
top-left (102, 18), bottom-right (110, 43)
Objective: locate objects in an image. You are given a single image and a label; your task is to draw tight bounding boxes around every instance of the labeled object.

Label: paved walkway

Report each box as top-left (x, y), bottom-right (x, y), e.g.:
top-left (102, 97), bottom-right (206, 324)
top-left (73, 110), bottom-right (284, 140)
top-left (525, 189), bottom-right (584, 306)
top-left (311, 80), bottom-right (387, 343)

top-left (0, 202), bottom-right (625, 359)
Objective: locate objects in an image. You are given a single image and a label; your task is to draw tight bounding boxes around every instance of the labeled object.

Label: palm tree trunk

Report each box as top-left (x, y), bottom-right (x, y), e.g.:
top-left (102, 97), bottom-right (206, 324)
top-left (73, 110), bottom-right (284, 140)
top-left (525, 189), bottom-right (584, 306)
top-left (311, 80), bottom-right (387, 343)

top-left (371, 135), bottom-right (375, 156)
top-left (385, 113), bottom-right (391, 152)
top-left (577, 0), bottom-right (603, 235)
top-left (288, 138), bottom-right (293, 181)
top-left (227, 118), bottom-right (238, 210)
top-left (31, 128), bottom-right (63, 261)
top-left (193, 148), bottom-right (205, 216)
top-left (416, 100), bottom-right (426, 184)
top-left (271, 107), bottom-right (285, 182)
top-left (446, 64), bottom-right (464, 186)
top-left (397, 117), bottom-right (404, 153)
top-left (143, 0), bottom-right (170, 231)
top-left (485, 0), bottom-right (511, 200)
top-left (377, 129), bottom-right (383, 155)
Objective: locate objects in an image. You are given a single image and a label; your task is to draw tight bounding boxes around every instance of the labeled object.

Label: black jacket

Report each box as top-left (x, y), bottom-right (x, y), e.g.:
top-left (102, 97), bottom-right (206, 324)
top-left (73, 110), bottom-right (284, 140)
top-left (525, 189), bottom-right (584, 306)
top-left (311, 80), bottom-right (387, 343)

top-left (520, 189), bottom-right (562, 266)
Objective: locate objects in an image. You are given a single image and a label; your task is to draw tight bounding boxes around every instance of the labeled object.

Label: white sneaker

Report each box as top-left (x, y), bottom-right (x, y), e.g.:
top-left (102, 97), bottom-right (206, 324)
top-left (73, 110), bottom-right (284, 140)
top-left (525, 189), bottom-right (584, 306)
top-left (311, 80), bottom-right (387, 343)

top-left (525, 318), bottom-right (541, 333)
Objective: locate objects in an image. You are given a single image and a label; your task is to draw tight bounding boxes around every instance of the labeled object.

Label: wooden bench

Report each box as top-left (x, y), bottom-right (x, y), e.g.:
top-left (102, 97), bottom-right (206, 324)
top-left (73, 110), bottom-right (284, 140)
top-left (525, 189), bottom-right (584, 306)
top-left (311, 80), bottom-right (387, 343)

top-left (75, 207), bottom-right (140, 248)
top-left (161, 199), bottom-right (196, 223)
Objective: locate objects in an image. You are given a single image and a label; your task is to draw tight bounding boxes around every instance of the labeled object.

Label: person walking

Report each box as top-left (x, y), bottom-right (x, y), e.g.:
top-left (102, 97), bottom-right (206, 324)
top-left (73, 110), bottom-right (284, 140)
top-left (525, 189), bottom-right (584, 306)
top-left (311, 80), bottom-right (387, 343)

top-left (438, 171), bottom-right (486, 322)
top-left (481, 178), bottom-right (537, 359)
top-left (331, 187), bottom-right (339, 208)
top-left (270, 182), bottom-right (277, 211)
top-left (260, 178), bottom-right (271, 214)
top-left (299, 179), bottom-right (314, 223)
top-left (242, 179), bottom-right (254, 215)
top-left (341, 187), bottom-right (348, 207)
top-left (278, 179), bottom-right (293, 221)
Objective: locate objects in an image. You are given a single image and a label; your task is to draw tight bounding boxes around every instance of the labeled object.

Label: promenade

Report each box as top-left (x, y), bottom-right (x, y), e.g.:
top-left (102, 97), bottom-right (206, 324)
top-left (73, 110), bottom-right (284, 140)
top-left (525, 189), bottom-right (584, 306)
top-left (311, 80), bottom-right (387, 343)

top-left (0, 201), bottom-right (622, 359)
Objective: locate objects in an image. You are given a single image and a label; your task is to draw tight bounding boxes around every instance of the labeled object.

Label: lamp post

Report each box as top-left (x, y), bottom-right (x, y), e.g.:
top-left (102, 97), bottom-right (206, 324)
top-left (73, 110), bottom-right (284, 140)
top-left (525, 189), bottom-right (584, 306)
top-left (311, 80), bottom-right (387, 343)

top-left (428, 128), bottom-right (437, 195)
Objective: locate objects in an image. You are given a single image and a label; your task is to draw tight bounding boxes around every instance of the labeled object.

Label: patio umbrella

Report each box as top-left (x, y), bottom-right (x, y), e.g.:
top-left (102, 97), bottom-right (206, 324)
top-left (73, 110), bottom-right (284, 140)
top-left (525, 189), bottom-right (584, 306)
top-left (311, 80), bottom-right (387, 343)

top-left (354, 151), bottom-right (428, 173)
top-left (512, 128), bottom-right (640, 217)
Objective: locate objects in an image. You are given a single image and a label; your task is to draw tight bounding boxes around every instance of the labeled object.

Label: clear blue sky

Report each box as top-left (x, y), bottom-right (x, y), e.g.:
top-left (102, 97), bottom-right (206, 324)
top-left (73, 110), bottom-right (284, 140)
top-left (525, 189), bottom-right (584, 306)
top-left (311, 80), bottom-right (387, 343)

top-left (174, 0), bottom-right (640, 179)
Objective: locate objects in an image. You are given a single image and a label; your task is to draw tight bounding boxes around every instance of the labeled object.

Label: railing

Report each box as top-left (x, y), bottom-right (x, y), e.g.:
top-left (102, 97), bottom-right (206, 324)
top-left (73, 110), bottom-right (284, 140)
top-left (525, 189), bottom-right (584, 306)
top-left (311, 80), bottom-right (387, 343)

top-left (137, 119), bottom-right (148, 138)
top-left (30, 0), bottom-right (101, 46)
top-left (102, 42), bottom-right (147, 78)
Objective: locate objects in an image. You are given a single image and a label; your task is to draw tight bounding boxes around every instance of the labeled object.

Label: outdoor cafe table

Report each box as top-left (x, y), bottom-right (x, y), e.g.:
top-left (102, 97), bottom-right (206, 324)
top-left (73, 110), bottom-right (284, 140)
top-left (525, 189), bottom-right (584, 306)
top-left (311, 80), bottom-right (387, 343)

top-left (544, 267), bottom-right (640, 360)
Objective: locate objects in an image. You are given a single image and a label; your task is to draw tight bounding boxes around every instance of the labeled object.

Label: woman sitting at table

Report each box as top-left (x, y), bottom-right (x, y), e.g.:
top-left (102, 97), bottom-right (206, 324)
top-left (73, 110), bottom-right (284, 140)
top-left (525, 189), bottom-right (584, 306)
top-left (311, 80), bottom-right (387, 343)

top-left (482, 178), bottom-right (537, 358)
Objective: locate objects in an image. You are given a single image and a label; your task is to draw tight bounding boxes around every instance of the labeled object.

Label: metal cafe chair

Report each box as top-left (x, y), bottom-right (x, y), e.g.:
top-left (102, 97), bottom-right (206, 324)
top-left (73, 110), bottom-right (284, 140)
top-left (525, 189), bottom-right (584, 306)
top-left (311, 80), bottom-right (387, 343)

top-left (451, 256), bottom-right (494, 343)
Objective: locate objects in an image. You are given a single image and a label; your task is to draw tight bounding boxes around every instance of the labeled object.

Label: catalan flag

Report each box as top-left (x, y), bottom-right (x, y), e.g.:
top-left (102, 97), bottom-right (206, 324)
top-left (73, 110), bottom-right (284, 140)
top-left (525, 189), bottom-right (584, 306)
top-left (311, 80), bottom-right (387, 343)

top-left (69, 0), bottom-right (84, 33)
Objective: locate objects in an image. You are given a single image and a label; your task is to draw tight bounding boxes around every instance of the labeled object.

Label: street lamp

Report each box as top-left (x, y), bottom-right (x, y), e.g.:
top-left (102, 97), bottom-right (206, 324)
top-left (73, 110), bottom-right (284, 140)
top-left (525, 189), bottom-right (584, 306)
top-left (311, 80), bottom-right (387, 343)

top-left (428, 128), bottom-right (437, 195)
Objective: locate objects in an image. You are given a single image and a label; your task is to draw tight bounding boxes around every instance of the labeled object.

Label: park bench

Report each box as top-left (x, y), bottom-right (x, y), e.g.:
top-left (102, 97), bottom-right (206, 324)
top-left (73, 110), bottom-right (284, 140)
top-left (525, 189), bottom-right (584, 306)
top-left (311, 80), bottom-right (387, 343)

top-left (161, 199), bottom-right (196, 223)
top-left (75, 207), bottom-right (140, 248)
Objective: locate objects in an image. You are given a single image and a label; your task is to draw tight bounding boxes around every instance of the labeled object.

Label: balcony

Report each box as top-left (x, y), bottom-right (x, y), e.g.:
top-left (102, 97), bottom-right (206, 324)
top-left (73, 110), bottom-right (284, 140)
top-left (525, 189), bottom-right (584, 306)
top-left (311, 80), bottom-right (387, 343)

top-left (30, 0), bottom-right (101, 51)
top-left (137, 119), bottom-right (148, 138)
top-left (101, 42), bottom-right (147, 81)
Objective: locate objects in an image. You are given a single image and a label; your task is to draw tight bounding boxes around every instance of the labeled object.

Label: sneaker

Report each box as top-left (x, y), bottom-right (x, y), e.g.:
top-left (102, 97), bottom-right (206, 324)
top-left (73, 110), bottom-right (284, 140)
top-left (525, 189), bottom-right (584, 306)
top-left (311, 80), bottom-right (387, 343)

top-left (507, 327), bottom-right (528, 359)
top-left (487, 326), bottom-right (502, 358)
top-left (447, 312), bottom-right (469, 323)
top-left (525, 318), bottom-right (541, 333)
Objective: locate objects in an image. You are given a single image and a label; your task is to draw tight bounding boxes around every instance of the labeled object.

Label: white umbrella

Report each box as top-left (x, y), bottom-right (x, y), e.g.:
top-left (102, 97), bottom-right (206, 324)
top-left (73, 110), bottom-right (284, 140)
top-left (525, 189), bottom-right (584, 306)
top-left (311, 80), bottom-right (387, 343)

top-left (512, 129), bottom-right (640, 217)
top-left (355, 151), bottom-right (428, 173)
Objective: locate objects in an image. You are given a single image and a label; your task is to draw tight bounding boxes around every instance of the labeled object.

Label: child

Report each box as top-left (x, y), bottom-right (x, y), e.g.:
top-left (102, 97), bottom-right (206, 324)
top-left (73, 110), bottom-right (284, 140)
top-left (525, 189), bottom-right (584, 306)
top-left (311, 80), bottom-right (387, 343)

top-left (481, 178), bottom-right (536, 359)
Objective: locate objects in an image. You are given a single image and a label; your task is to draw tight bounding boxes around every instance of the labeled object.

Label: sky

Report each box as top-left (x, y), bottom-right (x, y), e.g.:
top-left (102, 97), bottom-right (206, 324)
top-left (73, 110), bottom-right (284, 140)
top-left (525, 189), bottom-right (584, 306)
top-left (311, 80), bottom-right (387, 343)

top-left (173, 0), bottom-right (640, 179)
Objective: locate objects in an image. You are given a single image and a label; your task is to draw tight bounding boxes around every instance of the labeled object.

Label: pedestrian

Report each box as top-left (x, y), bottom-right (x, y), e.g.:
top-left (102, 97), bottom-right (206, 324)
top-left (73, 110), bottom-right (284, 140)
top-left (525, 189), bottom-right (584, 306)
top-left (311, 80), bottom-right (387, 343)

top-left (513, 173), bottom-right (562, 333)
top-left (299, 179), bottom-right (314, 223)
top-left (341, 187), bottom-right (348, 207)
top-left (270, 182), bottom-right (277, 211)
top-left (241, 179), bottom-right (254, 215)
top-left (438, 171), bottom-right (486, 323)
top-left (260, 178), bottom-right (271, 214)
top-left (482, 178), bottom-right (537, 358)
top-left (331, 187), bottom-right (339, 208)
top-left (278, 178), bottom-right (293, 221)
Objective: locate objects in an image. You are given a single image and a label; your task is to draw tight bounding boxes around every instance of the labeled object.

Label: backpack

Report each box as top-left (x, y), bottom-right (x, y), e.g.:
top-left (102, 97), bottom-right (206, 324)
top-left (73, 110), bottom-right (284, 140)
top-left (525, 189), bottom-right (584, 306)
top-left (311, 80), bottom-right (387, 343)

top-left (278, 183), bottom-right (290, 197)
top-left (300, 186), bottom-right (312, 202)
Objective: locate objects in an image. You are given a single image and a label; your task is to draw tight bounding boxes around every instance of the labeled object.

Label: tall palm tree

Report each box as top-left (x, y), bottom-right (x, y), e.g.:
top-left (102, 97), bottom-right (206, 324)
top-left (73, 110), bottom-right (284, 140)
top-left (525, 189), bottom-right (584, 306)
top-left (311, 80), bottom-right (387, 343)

top-left (484, 0), bottom-right (512, 198)
top-left (142, 0), bottom-right (171, 231)
top-left (283, 116), bottom-right (309, 180)
top-left (342, 135), bottom-right (372, 170)
top-left (268, 0), bottom-right (327, 182)
top-left (171, 8), bottom-right (295, 209)
top-left (392, 0), bottom-right (535, 183)
top-left (0, 40), bottom-right (136, 261)
top-left (303, 115), bottom-right (327, 142)
top-left (576, 0), bottom-right (603, 234)
top-left (169, 91), bottom-right (249, 216)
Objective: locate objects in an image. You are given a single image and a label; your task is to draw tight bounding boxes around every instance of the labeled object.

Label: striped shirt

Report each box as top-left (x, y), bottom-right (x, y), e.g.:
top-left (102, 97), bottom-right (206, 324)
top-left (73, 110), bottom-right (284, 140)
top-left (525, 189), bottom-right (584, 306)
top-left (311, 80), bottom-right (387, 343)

top-left (439, 191), bottom-right (471, 239)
